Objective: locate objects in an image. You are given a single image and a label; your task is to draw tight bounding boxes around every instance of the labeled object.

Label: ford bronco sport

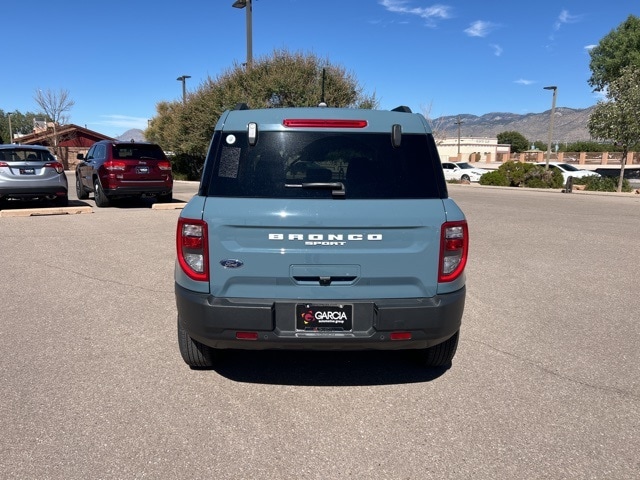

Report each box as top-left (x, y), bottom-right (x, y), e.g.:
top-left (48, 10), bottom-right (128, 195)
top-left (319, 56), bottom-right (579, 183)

top-left (175, 104), bottom-right (468, 368)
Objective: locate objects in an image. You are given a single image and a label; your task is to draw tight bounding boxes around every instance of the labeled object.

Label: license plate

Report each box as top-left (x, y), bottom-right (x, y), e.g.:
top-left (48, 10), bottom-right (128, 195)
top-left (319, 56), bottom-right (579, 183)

top-left (136, 166), bottom-right (149, 174)
top-left (20, 168), bottom-right (35, 175)
top-left (296, 304), bottom-right (353, 331)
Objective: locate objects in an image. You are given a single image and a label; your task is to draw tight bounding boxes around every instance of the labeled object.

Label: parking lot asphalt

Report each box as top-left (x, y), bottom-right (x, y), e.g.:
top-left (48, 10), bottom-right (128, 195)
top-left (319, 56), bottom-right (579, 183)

top-left (2, 179), bottom-right (639, 479)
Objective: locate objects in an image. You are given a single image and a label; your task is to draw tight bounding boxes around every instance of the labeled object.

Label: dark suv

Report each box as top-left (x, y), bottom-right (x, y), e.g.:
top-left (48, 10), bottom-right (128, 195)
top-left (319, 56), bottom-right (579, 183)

top-left (76, 140), bottom-right (173, 207)
top-left (175, 104), bottom-right (468, 369)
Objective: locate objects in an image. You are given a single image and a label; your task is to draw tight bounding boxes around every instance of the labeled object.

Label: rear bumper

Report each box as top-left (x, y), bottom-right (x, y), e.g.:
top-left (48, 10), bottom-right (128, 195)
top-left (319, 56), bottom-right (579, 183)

top-left (0, 185), bottom-right (68, 200)
top-left (103, 183), bottom-right (172, 197)
top-left (175, 283), bottom-right (465, 350)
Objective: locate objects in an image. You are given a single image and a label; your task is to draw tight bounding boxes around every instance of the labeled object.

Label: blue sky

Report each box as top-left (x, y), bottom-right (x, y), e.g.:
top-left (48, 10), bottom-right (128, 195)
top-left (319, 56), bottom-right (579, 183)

top-left (3, 1), bottom-right (638, 138)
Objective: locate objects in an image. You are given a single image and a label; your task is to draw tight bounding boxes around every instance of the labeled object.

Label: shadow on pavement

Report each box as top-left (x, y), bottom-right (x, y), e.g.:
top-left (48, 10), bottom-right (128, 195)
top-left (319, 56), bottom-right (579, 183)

top-left (201, 349), bottom-right (452, 386)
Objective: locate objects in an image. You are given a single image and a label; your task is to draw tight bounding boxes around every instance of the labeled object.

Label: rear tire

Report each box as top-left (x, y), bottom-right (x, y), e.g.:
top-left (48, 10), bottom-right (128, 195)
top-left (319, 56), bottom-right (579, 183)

top-left (417, 330), bottom-right (459, 368)
top-left (93, 178), bottom-right (110, 207)
top-left (76, 175), bottom-right (89, 199)
top-left (178, 317), bottom-right (217, 368)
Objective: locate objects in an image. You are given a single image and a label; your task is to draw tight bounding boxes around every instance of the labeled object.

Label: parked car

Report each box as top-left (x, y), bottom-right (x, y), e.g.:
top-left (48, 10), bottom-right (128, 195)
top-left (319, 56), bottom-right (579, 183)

top-left (175, 104), bottom-right (468, 369)
top-left (441, 161), bottom-right (487, 182)
top-left (535, 162), bottom-right (600, 183)
top-left (595, 167), bottom-right (640, 189)
top-left (456, 162), bottom-right (489, 178)
top-left (0, 144), bottom-right (68, 208)
top-left (76, 140), bottom-right (173, 207)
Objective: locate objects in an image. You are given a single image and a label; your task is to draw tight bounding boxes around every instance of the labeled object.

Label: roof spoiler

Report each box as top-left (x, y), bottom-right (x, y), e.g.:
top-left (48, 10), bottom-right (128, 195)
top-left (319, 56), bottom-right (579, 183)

top-left (391, 106), bottom-right (412, 113)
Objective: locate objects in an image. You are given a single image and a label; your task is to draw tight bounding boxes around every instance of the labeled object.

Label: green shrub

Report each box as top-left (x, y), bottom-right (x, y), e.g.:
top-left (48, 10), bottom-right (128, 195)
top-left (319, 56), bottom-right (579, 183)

top-left (499, 161), bottom-right (533, 186)
top-left (524, 166), bottom-right (564, 188)
top-left (479, 170), bottom-right (510, 186)
top-left (479, 161), bottom-right (563, 188)
top-left (579, 175), bottom-right (633, 192)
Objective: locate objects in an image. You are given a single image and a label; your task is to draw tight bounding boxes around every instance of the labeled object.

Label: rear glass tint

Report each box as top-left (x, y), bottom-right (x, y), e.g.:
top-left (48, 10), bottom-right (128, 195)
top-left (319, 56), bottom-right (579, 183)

top-left (113, 144), bottom-right (165, 160)
top-left (0, 148), bottom-right (53, 162)
top-left (204, 131), bottom-right (444, 199)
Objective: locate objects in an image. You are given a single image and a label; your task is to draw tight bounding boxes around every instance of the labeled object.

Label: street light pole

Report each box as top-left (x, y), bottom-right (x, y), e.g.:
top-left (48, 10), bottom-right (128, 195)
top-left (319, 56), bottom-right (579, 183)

top-left (8, 112), bottom-right (14, 143)
top-left (232, 0), bottom-right (253, 67)
top-left (455, 116), bottom-right (463, 158)
top-left (543, 86), bottom-right (557, 169)
top-left (176, 75), bottom-right (191, 104)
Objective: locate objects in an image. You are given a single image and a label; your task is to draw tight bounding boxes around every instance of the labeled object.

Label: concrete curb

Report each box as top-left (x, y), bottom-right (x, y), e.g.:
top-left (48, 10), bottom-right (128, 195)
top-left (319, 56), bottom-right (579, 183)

top-left (0, 206), bottom-right (93, 217)
top-left (151, 202), bottom-right (186, 210)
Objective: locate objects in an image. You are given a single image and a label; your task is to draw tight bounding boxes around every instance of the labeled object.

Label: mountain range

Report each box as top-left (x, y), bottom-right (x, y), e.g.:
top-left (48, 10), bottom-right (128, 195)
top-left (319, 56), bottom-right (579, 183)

top-left (113, 108), bottom-right (594, 146)
top-left (433, 106), bottom-right (595, 145)
top-left (116, 129), bottom-right (146, 142)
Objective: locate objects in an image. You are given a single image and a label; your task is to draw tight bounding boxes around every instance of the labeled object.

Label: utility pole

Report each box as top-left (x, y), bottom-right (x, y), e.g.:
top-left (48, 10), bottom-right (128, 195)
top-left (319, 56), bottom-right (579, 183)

top-left (543, 86), bottom-right (558, 169)
top-left (8, 112), bottom-right (14, 143)
top-left (455, 116), bottom-right (464, 158)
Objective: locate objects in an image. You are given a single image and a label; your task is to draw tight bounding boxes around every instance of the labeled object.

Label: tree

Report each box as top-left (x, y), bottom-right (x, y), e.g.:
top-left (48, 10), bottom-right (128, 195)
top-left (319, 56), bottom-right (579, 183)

top-left (147, 49), bottom-right (378, 157)
top-left (497, 131), bottom-right (529, 153)
top-left (1, 110), bottom-right (42, 144)
top-left (588, 15), bottom-right (640, 92)
top-left (33, 88), bottom-right (75, 167)
top-left (588, 66), bottom-right (640, 192)
top-left (533, 140), bottom-right (547, 152)
top-left (421, 101), bottom-right (447, 144)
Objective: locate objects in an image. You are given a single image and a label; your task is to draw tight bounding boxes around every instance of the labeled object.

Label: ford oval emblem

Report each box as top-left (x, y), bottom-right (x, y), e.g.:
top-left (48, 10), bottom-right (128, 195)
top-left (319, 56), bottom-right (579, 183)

top-left (220, 259), bottom-right (244, 269)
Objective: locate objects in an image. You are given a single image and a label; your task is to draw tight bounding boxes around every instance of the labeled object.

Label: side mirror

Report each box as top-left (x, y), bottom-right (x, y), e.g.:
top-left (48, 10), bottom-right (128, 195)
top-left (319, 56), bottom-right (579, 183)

top-left (77, 153), bottom-right (85, 160)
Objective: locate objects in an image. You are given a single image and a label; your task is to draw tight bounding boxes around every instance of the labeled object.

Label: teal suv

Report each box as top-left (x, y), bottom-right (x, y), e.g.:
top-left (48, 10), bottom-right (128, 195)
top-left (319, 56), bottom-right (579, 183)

top-left (175, 104), bottom-right (468, 368)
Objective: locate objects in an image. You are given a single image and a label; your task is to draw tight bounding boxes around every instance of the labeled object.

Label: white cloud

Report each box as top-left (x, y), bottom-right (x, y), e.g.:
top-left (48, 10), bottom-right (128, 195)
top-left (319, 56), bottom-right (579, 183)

top-left (554, 9), bottom-right (581, 31)
top-left (95, 115), bottom-right (149, 130)
top-left (584, 44), bottom-right (596, 51)
top-left (464, 20), bottom-right (496, 37)
top-left (379, 0), bottom-right (452, 26)
top-left (514, 79), bottom-right (536, 86)
top-left (490, 44), bottom-right (503, 56)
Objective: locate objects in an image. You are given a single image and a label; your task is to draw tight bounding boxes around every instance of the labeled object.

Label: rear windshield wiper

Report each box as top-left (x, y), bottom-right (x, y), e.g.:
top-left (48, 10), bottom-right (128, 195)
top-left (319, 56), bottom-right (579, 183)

top-left (285, 182), bottom-right (346, 197)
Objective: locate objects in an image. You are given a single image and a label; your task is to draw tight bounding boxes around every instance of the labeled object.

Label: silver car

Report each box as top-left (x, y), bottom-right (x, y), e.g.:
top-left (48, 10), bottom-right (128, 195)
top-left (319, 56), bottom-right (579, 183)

top-left (0, 145), bottom-right (68, 208)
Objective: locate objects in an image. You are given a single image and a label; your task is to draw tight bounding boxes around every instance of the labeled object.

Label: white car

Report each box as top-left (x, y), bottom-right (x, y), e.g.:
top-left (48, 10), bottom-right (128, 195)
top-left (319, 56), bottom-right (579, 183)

top-left (535, 162), bottom-right (601, 183)
top-left (441, 162), bottom-right (488, 182)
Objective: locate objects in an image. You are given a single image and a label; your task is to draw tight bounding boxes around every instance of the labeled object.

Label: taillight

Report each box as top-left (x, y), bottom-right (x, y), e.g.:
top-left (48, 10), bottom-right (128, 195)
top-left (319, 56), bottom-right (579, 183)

top-left (44, 162), bottom-right (65, 174)
top-left (158, 161), bottom-right (172, 171)
top-left (0, 162), bottom-right (9, 168)
top-left (104, 160), bottom-right (127, 171)
top-left (177, 218), bottom-right (209, 282)
top-left (439, 220), bottom-right (468, 283)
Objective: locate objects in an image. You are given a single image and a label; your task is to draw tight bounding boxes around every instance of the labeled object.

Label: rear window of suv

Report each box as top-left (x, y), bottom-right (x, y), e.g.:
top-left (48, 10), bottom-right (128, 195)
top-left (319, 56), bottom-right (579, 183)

top-left (0, 148), bottom-right (53, 162)
top-left (113, 144), bottom-right (166, 160)
top-left (203, 131), bottom-right (445, 199)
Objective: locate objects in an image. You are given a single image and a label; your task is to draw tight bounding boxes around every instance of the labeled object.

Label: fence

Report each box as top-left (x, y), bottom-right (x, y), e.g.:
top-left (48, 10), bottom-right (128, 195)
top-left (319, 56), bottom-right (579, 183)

top-left (503, 151), bottom-right (640, 165)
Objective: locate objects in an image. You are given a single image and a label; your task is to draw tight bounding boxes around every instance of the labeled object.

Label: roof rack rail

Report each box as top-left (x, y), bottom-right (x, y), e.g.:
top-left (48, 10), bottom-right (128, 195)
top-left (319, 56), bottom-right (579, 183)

top-left (391, 105), bottom-right (412, 113)
top-left (234, 103), bottom-right (250, 111)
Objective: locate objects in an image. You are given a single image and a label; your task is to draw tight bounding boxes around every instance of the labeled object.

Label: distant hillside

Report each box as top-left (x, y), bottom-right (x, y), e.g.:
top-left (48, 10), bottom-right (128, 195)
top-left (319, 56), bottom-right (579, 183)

top-left (434, 106), bottom-right (595, 144)
top-left (117, 129), bottom-right (146, 142)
